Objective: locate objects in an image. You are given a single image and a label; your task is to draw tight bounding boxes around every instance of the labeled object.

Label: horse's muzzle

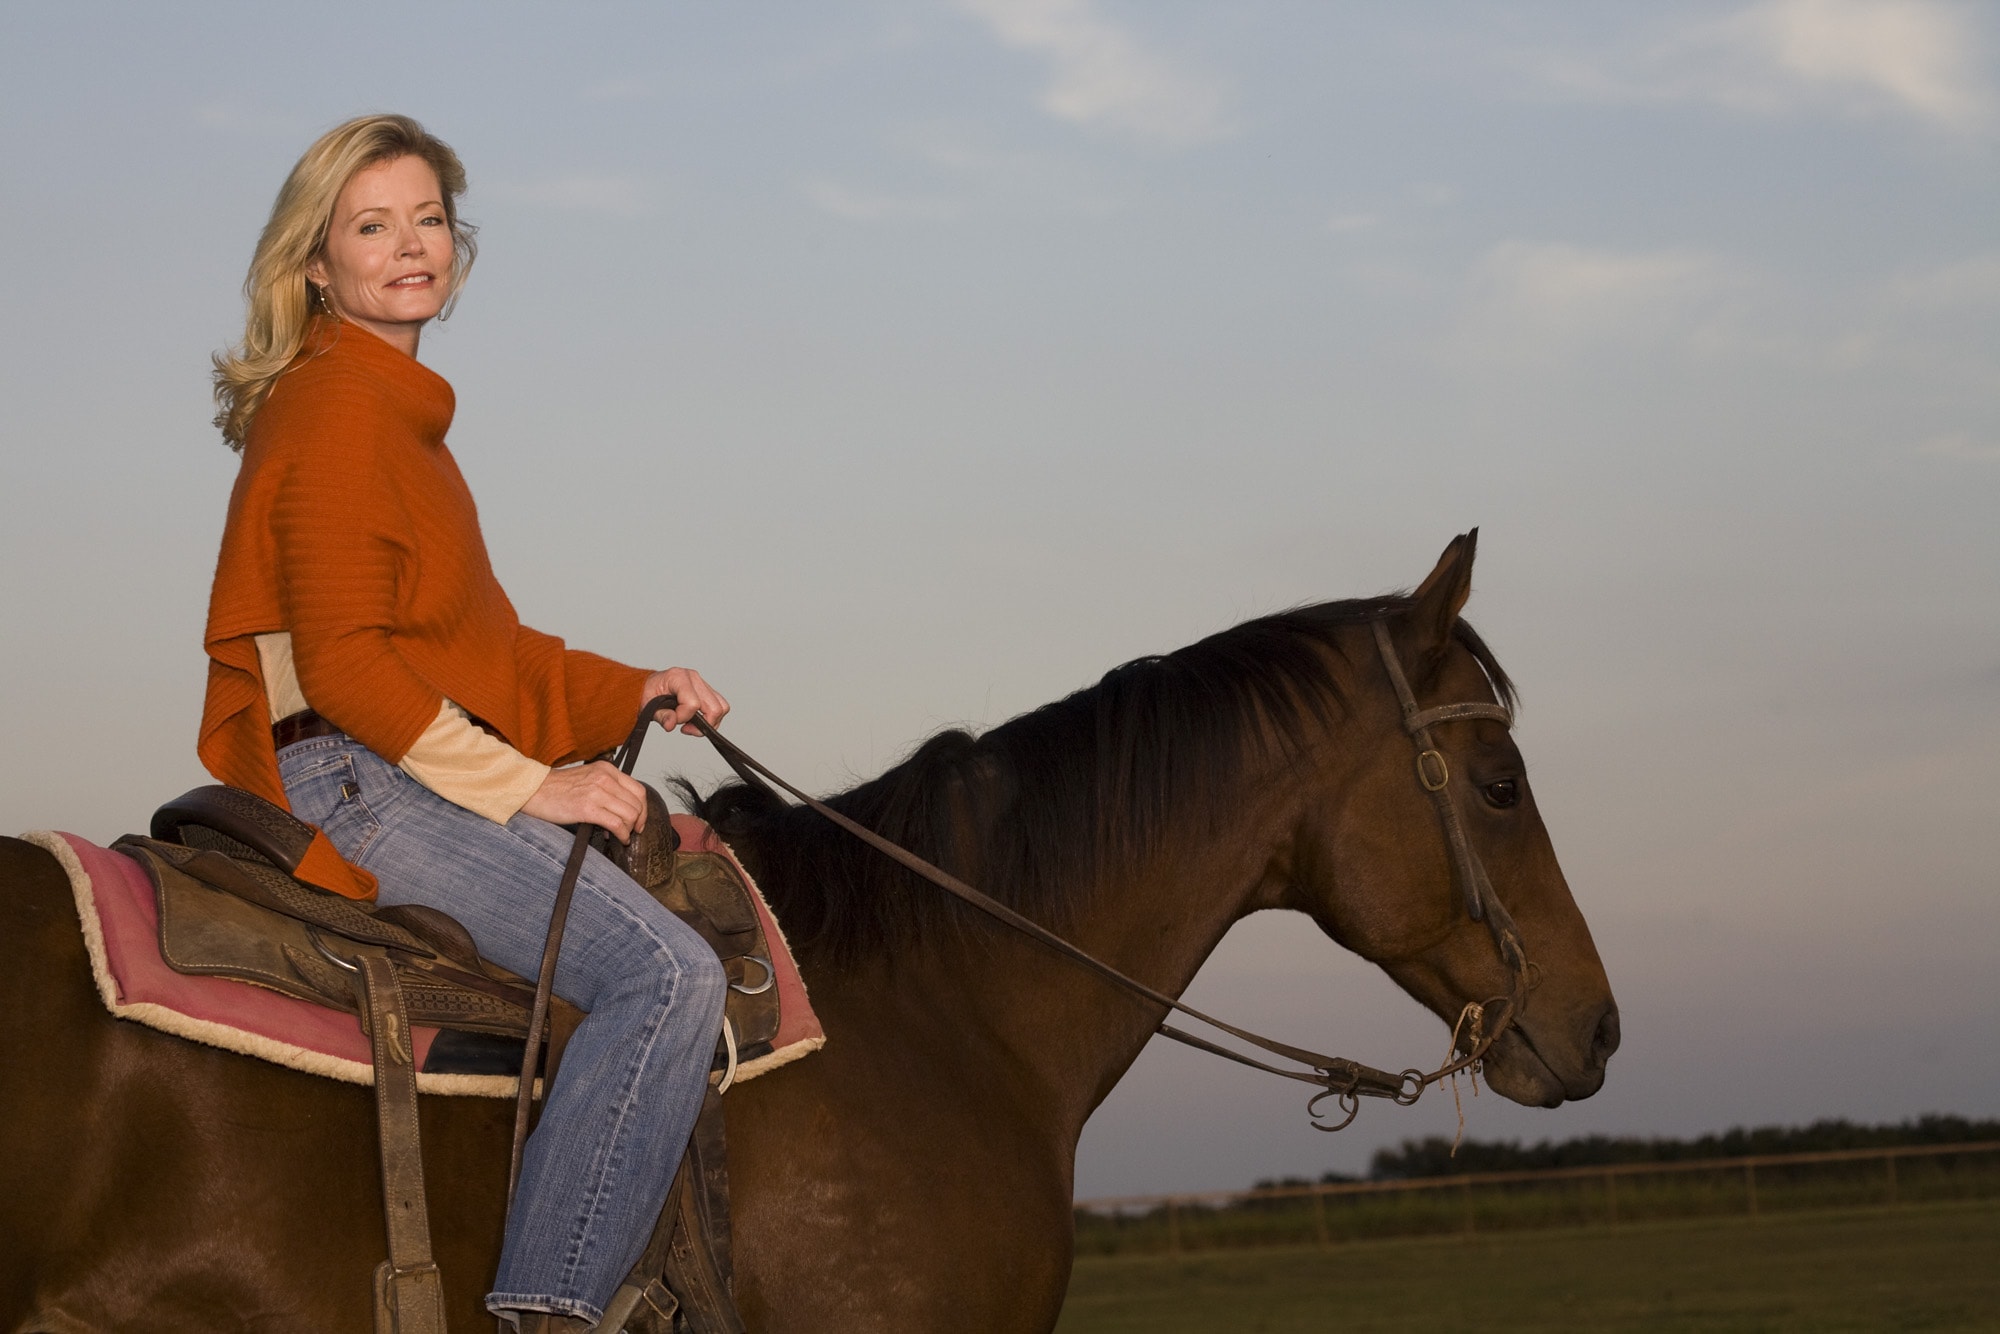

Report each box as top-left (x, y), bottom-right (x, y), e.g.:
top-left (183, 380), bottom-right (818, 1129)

top-left (1483, 998), bottom-right (1619, 1107)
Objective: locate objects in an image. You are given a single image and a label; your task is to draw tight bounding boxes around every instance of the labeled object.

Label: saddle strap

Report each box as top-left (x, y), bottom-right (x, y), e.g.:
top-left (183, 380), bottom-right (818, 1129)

top-left (356, 951), bottom-right (447, 1334)
top-left (600, 1087), bottom-right (744, 1334)
top-left (663, 1086), bottom-right (744, 1334)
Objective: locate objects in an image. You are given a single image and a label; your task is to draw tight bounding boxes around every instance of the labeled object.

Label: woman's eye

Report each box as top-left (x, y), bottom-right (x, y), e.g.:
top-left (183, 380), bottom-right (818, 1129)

top-left (1483, 779), bottom-right (1521, 809)
top-left (359, 222), bottom-right (382, 235)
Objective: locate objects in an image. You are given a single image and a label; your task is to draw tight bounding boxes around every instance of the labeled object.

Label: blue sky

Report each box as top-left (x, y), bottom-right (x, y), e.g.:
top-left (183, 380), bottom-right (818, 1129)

top-left (2, 1), bottom-right (1996, 1197)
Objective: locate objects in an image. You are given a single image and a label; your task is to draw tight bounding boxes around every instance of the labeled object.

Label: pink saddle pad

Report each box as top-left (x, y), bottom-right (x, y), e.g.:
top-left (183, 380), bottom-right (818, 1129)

top-left (21, 818), bottom-right (823, 1096)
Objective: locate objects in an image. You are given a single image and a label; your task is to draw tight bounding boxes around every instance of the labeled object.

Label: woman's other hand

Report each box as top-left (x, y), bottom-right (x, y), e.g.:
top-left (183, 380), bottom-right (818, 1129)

top-left (641, 667), bottom-right (730, 735)
top-left (521, 761), bottom-right (650, 840)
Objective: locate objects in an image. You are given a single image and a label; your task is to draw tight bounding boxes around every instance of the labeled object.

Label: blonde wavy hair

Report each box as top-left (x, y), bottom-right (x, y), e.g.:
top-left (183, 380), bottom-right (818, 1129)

top-left (212, 114), bottom-right (478, 448)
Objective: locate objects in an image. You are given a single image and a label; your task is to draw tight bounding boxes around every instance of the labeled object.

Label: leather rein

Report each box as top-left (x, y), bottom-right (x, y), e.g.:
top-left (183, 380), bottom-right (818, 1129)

top-left (659, 617), bottom-right (1533, 1134)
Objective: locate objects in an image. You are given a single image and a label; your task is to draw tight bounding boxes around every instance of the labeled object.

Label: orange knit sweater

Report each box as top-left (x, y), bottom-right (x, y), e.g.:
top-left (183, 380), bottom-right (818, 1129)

top-left (200, 319), bottom-right (649, 899)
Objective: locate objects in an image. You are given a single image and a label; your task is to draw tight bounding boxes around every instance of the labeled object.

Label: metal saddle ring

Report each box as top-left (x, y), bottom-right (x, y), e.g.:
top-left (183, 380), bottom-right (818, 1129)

top-left (729, 955), bottom-right (775, 996)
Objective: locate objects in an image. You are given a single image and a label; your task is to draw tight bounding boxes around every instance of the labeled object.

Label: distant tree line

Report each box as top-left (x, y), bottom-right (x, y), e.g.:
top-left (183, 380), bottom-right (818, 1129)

top-left (1360, 1114), bottom-right (2000, 1181)
top-left (1248, 1115), bottom-right (2000, 1191)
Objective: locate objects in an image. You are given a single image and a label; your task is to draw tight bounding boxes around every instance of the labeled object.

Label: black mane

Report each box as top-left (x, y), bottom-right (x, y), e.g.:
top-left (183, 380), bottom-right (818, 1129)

top-left (680, 598), bottom-right (1512, 967)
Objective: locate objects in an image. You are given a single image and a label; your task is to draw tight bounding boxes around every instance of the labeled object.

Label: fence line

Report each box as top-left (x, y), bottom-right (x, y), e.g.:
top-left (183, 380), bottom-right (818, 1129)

top-left (1074, 1139), bottom-right (2000, 1217)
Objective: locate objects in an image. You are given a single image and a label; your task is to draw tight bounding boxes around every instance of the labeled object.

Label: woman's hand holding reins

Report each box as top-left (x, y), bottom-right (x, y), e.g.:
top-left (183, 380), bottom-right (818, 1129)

top-left (641, 666), bottom-right (729, 735)
top-left (520, 762), bottom-right (651, 840)
top-left (518, 667), bottom-right (728, 839)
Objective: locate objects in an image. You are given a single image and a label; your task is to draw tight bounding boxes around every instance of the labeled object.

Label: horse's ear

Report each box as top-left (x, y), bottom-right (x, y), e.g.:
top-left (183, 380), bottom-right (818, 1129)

top-left (1403, 529), bottom-right (1478, 672)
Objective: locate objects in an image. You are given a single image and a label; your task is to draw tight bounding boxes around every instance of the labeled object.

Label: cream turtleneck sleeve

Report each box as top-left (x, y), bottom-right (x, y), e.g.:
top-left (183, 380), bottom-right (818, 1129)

top-left (256, 631), bottom-right (550, 824)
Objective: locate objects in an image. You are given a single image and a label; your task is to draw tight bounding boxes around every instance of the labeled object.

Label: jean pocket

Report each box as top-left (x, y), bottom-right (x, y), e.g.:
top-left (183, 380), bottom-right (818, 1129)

top-left (282, 751), bottom-right (383, 863)
top-left (277, 737), bottom-right (351, 786)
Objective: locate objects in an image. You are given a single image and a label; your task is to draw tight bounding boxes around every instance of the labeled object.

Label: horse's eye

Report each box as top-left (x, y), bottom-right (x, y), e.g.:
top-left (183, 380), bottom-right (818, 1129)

top-left (1483, 779), bottom-right (1520, 809)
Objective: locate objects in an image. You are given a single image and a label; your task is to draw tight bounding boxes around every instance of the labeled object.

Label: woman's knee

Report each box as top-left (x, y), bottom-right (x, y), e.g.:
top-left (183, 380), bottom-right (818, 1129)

top-left (602, 895), bottom-right (726, 1015)
top-left (655, 921), bottom-right (727, 1021)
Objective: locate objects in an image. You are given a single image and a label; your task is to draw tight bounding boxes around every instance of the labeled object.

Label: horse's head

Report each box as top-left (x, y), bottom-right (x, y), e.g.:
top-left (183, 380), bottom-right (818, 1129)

top-left (1290, 532), bottom-right (1618, 1108)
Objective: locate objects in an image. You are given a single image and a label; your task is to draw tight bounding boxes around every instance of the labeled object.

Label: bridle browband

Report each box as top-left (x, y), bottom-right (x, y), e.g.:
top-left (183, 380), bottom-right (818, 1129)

top-left (509, 614), bottom-right (1535, 1192)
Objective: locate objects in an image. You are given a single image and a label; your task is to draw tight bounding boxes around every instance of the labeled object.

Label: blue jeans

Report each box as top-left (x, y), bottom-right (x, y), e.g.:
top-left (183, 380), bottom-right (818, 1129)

top-left (278, 734), bottom-right (727, 1324)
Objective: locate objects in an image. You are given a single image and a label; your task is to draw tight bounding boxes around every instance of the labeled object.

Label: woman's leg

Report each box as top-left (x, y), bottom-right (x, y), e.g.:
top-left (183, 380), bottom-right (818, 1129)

top-left (279, 735), bottom-right (727, 1325)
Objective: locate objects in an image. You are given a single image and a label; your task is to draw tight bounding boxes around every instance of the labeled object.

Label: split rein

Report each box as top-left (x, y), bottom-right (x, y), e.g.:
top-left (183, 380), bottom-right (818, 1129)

top-left (511, 620), bottom-right (1531, 1195)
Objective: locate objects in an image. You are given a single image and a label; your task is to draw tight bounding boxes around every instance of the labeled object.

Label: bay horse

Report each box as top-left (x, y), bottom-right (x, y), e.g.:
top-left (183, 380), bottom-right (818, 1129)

top-left (0, 533), bottom-right (1618, 1333)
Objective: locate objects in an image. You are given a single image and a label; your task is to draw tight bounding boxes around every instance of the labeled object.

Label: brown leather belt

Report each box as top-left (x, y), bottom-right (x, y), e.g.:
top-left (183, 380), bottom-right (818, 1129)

top-left (272, 709), bottom-right (341, 749)
top-left (272, 708), bottom-right (505, 750)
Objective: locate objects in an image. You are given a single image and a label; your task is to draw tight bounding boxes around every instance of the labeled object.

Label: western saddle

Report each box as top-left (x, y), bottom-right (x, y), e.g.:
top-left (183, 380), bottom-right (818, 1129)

top-left (119, 782), bottom-right (773, 1334)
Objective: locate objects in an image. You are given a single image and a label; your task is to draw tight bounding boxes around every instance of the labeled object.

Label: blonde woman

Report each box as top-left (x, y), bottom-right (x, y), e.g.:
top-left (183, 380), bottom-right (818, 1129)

top-left (203, 113), bottom-right (727, 1332)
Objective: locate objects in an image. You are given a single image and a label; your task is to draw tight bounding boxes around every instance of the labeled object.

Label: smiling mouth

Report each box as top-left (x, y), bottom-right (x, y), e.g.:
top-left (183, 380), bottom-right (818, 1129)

top-left (387, 274), bottom-right (434, 288)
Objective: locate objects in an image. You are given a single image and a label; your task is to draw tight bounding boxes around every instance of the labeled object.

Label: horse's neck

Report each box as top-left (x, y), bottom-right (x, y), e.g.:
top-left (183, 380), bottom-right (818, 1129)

top-left (851, 761), bottom-right (1306, 1149)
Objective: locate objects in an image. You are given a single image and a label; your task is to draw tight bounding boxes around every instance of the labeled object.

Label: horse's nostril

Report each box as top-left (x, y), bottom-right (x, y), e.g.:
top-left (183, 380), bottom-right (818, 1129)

top-left (1590, 1003), bottom-right (1621, 1068)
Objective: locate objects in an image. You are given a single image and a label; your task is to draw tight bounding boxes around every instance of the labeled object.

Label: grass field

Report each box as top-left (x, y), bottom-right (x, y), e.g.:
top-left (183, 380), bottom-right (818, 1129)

top-left (1073, 1148), bottom-right (2000, 1255)
top-left (1055, 1200), bottom-right (1999, 1332)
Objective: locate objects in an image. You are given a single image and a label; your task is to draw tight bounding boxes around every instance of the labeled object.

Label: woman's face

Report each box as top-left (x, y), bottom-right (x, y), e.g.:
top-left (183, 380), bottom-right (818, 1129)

top-left (305, 154), bottom-right (454, 353)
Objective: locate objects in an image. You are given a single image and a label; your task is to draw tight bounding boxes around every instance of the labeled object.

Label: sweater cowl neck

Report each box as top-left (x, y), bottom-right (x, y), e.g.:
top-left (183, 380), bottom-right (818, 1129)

top-left (297, 315), bottom-right (455, 445)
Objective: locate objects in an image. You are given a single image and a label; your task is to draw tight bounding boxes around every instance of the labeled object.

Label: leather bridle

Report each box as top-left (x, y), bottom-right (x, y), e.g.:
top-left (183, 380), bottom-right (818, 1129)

top-left (1369, 619), bottom-right (1531, 996)
top-left (703, 618), bottom-right (1531, 1130)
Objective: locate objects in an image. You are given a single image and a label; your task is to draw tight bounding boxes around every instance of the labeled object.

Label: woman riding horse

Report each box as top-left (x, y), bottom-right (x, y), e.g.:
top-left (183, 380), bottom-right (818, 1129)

top-left (202, 113), bottom-right (727, 1332)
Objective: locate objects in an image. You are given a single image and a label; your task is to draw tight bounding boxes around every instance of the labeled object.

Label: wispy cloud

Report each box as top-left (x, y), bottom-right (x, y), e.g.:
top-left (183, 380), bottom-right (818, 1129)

top-left (801, 177), bottom-right (962, 223)
top-left (486, 175), bottom-right (657, 218)
top-left (957, 0), bottom-right (1231, 147)
top-left (1673, 253), bottom-right (2000, 387)
top-left (1452, 241), bottom-right (1740, 365)
top-left (1324, 183), bottom-right (1458, 239)
top-left (1476, 242), bottom-right (1729, 320)
top-left (1728, 0), bottom-right (1991, 127)
top-left (1521, 0), bottom-right (1995, 134)
top-left (799, 125), bottom-right (1126, 224)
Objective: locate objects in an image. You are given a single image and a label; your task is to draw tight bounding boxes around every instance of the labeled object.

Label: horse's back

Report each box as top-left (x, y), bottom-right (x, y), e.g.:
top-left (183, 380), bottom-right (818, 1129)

top-left (0, 836), bottom-right (508, 1332)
